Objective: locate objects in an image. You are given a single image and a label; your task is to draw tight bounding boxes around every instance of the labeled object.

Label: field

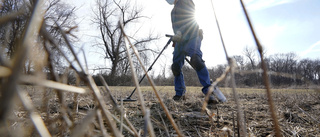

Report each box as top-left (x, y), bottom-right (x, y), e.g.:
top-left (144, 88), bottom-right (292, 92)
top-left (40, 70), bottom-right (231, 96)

top-left (116, 87), bottom-right (320, 136)
top-left (2, 0), bottom-right (320, 136)
top-left (9, 86), bottom-right (320, 136)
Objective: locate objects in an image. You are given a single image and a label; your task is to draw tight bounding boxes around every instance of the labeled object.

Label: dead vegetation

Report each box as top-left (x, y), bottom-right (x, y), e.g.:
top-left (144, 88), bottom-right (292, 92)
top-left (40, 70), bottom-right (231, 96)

top-left (0, 0), bottom-right (320, 137)
top-left (7, 86), bottom-right (320, 136)
top-left (116, 88), bottom-right (320, 136)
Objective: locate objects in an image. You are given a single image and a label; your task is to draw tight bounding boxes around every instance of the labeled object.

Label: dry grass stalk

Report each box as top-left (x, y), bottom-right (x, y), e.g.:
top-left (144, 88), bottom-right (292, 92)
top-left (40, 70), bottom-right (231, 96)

top-left (121, 26), bottom-right (156, 137)
top-left (0, 66), bottom-right (11, 77)
top-left (20, 75), bottom-right (87, 94)
top-left (17, 90), bottom-right (51, 137)
top-left (0, 0), bottom-right (46, 129)
top-left (120, 22), bottom-right (184, 137)
top-left (202, 66), bottom-right (230, 111)
top-left (96, 109), bottom-right (109, 137)
top-left (86, 76), bottom-right (122, 136)
top-left (42, 16), bottom-right (124, 136)
top-left (70, 109), bottom-right (97, 137)
top-left (144, 109), bottom-right (156, 137)
top-left (296, 105), bottom-right (320, 124)
top-left (209, 1), bottom-right (248, 135)
top-left (98, 75), bottom-right (139, 136)
top-left (156, 108), bottom-right (170, 137)
top-left (240, 0), bottom-right (282, 136)
top-left (229, 58), bottom-right (247, 136)
top-left (54, 19), bottom-right (124, 136)
top-left (120, 99), bottom-right (124, 133)
top-left (98, 75), bottom-right (118, 107)
top-left (56, 23), bottom-right (86, 74)
top-left (41, 26), bottom-right (74, 67)
top-left (0, 9), bottom-right (24, 25)
top-left (204, 108), bottom-right (215, 124)
top-left (106, 109), bottom-right (135, 135)
top-left (120, 23), bottom-right (146, 112)
top-left (41, 26), bottom-right (89, 131)
top-left (86, 74), bottom-right (138, 135)
top-left (98, 77), bottom-right (129, 133)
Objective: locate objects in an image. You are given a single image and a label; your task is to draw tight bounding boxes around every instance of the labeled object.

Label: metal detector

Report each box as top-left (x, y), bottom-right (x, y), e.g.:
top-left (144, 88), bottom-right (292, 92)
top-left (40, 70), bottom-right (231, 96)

top-left (122, 34), bottom-right (174, 102)
top-left (123, 34), bottom-right (195, 102)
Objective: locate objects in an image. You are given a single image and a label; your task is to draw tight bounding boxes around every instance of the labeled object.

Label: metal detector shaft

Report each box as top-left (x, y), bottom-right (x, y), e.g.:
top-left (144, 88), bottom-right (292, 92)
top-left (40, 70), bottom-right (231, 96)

top-left (125, 36), bottom-right (173, 100)
top-left (125, 34), bottom-right (195, 101)
top-left (165, 34), bottom-right (194, 68)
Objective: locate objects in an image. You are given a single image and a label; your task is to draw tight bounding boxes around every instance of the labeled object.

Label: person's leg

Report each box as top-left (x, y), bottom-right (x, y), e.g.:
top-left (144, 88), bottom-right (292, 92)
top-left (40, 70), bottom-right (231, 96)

top-left (191, 54), bottom-right (211, 94)
top-left (185, 36), bottom-right (211, 95)
top-left (186, 36), bottom-right (227, 103)
top-left (172, 43), bottom-right (186, 97)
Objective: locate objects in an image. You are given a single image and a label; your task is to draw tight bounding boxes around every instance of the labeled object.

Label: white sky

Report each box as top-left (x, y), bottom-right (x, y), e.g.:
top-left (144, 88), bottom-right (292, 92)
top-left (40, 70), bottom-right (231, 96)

top-left (66, 0), bottom-right (320, 75)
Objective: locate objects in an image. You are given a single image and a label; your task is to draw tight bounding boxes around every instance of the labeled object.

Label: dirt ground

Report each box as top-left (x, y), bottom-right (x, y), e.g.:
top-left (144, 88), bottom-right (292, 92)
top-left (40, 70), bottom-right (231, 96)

top-left (9, 86), bottom-right (320, 136)
top-left (119, 87), bottom-right (320, 137)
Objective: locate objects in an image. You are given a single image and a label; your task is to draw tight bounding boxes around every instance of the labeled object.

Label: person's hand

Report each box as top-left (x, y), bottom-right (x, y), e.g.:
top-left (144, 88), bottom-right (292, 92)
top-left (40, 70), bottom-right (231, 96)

top-left (172, 31), bottom-right (182, 42)
top-left (199, 29), bottom-right (203, 40)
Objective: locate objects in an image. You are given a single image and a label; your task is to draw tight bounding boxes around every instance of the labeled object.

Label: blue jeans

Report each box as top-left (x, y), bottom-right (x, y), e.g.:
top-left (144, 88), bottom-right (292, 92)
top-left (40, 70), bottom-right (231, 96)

top-left (172, 36), bottom-right (211, 96)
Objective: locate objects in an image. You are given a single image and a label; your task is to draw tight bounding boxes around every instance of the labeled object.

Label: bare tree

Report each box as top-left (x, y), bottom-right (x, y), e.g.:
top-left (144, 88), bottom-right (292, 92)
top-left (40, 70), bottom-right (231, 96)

top-left (233, 55), bottom-right (245, 70)
top-left (0, 0), bottom-right (26, 59)
top-left (0, 0), bottom-right (77, 74)
top-left (92, 0), bottom-right (159, 85)
top-left (243, 46), bottom-right (258, 86)
top-left (42, 0), bottom-right (77, 72)
top-left (210, 64), bottom-right (227, 86)
top-left (233, 55), bottom-right (246, 86)
top-left (314, 59), bottom-right (320, 84)
top-left (268, 53), bottom-right (298, 86)
top-left (298, 59), bottom-right (314, 85)
top-left (44, 0), bottom-right (77, 45)
top-left (243, 46), bottom-right (256, 70)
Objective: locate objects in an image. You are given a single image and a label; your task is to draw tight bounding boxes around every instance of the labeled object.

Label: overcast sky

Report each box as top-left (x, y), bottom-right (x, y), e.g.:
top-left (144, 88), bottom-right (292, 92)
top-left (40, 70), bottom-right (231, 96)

top-left (67, 0), bottom-right (320, 75)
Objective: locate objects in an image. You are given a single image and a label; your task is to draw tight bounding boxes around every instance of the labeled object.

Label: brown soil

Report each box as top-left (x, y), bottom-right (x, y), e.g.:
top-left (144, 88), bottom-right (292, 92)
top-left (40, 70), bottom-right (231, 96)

top-left (122, 90), bottom-right (320, 136)
top-left (8, 87), bottom-right (320, 136)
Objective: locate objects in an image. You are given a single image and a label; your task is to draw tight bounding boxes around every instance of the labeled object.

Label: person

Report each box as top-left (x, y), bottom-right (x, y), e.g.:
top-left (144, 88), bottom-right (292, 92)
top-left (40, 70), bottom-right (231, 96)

top-left (166, 0), bottom-right (227, 104)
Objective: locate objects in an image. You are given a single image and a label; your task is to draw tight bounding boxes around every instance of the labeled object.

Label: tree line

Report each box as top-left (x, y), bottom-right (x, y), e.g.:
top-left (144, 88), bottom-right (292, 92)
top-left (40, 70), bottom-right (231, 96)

top-left (92, 50), bottom-right (319, 88)
top-left (232, 52), bottom-right (319, 88)
top-left (0, 0), bottom-right (77, 74)
top-left (1, 0), bottom-right (158, 85)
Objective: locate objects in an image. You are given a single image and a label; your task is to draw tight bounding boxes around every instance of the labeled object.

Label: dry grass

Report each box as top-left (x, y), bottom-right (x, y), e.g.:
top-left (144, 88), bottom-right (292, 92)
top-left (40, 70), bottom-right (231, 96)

top-left (11, 86), bottom-right (319, 136)
top-left (2, 84), bottom-right (319, 137)
top-left (107, 86), bottom-right (320, 136)
top-left (1, 1), bottom-right (320, 137)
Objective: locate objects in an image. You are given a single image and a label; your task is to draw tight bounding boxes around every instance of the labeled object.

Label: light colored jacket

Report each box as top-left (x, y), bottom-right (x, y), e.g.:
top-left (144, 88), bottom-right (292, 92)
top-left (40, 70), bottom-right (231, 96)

top-left (171, 0), bottom-right (199, 41)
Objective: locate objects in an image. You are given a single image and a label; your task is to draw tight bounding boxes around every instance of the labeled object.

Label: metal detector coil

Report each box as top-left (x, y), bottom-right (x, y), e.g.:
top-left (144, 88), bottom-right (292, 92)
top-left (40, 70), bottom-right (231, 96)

top-left (122, 35), bottom-right (173, 102)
